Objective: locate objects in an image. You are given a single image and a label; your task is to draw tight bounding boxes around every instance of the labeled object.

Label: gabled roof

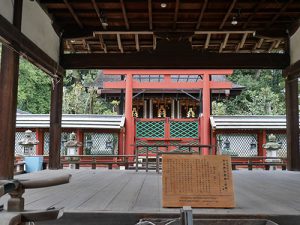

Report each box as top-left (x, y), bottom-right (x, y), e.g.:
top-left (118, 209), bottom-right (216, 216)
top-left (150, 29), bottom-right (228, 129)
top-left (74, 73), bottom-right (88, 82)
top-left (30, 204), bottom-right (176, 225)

top-left (210, 115), bottom-right (289, 130)
top-left (16, 114), bottom-right (125, 130)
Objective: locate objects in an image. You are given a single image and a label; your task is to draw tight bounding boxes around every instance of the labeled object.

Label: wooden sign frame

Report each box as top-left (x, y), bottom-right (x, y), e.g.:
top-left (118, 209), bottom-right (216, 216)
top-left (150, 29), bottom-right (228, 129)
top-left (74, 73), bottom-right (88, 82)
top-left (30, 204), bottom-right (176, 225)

top-left (162, 155), bottom-right (235, 208)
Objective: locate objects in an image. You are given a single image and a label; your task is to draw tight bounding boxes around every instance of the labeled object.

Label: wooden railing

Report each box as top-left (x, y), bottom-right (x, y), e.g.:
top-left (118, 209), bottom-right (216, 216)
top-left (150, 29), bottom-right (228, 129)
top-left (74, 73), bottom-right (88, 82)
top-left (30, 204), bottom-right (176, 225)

top-left (231, 156), bottom-right (287, 170)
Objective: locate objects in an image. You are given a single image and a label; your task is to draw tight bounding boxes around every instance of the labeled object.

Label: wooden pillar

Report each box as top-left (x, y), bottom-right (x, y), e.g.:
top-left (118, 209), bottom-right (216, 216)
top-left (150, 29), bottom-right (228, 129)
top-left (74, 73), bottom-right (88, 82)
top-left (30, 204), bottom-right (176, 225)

top-left (0, 0), bottom-right (23, 179)
top-left (171, 99), bottom-right (175, 119)
top-left (49, 76), bottom-right (63, 169)
top-left (125, 74), bottom-right (134, 155)
top-left (258, 130), bottom-right (267, 156)
top-left (143, 100), bottom-right (147, 118)
top-left (149, 99), bottom-right (153, 119)
top-left (76, 129), bottom-right (84, 155)
top-left (119, 75), bottom-right (125, 114)
top-left (118, 129), bottom-right (125, 155)
top-left (201, 73), bottom-right (210, 154)
top-left (177, 100), bottom-right (181, 118)
top-left (285, 76), bottom-right (300, 170)
top-left (35, 129), bottom-right (44, 155)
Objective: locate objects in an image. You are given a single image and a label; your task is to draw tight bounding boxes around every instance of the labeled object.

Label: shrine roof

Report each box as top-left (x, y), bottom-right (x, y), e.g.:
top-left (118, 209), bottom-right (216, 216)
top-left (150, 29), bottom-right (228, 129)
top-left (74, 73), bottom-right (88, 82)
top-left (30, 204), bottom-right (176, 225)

top-left (16, 114), bottom-right (125, 129)
top-left (210, 115), bottom-right (289, 130)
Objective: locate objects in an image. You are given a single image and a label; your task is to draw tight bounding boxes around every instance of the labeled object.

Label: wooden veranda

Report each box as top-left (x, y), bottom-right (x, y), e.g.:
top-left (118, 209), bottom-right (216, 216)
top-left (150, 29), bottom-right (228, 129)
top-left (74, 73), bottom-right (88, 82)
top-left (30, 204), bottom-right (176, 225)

top-left (1, 0), bottom-right (300, 176)
top-left (1, 170), bottom-right (300, 225)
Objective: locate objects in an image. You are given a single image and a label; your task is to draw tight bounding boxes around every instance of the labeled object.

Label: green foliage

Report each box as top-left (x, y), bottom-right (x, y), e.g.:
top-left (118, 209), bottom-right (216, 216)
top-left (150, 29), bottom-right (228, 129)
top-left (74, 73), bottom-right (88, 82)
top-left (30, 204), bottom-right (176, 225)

top-left (212, 69), bottom-right (286, 115)
top-left (18, 58), bottom-right (51, 113)
top-left (62, 70), bottom-right (116, 114)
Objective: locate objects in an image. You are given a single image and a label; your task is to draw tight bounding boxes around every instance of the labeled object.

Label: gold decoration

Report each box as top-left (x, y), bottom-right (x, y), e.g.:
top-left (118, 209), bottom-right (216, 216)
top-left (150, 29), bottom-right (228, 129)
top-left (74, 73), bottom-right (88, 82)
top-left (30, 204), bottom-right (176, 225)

top-left (157, 105), bottom-right (166, 118)
top-left (132, 107), bottom-right (138, 117)
top-left (187, 107), bottom-right (195, 118)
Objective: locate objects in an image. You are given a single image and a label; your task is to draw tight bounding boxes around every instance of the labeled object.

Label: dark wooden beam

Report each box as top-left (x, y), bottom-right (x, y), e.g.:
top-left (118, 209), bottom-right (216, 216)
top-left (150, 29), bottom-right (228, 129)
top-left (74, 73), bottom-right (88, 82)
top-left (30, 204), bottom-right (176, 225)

top-left (196, 0), bottom-right (208, 30)
top-left (63, 0), bottom-right (83, 29)
top-left (0, 15), bottom-right (64, 76)
top-left (49, 77), bottom-right (63, 170)
top-left (285, 75), bottom-right (300, 171)
top-left (120, 0), bottom-right (130, 30)
top-left (173, 0), bottom-right (180, 29)
top-left (243, 0), bottom-right (266, 29)
top-left (62, 52), bottom-right (290, 69)
top-left (0, 0), bottom-right (23, 180)
top-left (266, 0), bottom-right (293, 29)
top-left (148, 0), bottom-right (153, 30)
top-left (219, 0), bottom-right (237, 30)
top-left (91, 0), bottom-right (107, 30)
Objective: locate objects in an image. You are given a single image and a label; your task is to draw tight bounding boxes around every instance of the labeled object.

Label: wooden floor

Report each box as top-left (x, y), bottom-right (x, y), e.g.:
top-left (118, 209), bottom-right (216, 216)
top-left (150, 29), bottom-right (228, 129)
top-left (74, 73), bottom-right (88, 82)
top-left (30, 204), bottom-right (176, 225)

top-left (1, 169), bottom-right (300, 215)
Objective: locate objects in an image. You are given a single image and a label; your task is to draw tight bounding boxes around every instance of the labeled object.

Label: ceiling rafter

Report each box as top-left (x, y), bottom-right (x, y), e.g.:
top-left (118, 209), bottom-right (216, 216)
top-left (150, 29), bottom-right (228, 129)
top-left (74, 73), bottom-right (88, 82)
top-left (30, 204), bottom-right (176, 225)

top-left (268, 40), bottom-right (277, 52)
top-left (219, 0), bottom-right (237, 30)
top-left (153, 35), bottom-right (157, 50)
top-left (120, 0), bottom-right (130, 30)
top-left (196, 0), bottom-right (208, 30)
top-left (148, 0), bottom-right (153, 30)
top-left (243, 0), bottom-right (266, 29)
top-left (83, 39), bottom-right (91, 53)
top-left (204, 33), bottom-right (211, 49)
top-left (98, 34), bottom-right (107, 53)
top-left (63, 0), bottom-right (83, 29)
top-left (91, 0), bottom-right (107, 30)
top-left (116, 34), bottom-right (124, 53)
top-left (173, 0), bottom-right (180, 29)
top-left (219, 33), bottom-right (230, 52)
top-left (266, 0), bottom-right (293, 29)
top-left (135, 34), bottom-right (140, 51)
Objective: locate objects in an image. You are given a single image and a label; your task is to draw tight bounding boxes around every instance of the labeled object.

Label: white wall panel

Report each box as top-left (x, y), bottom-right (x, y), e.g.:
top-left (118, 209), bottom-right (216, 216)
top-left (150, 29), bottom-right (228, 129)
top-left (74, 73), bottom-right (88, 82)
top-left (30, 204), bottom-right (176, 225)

top-left (22, 1), bottom-right (60, 63)
top-left (0, 0), bottom-right (14, 23)
top-left (290, 27), bottom-right (300, 64)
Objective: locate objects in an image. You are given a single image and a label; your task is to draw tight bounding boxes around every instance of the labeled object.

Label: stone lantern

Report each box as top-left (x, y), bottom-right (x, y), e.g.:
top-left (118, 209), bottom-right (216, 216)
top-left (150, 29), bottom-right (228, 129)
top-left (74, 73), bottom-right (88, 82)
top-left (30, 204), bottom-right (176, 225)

top-left (18, 130), bottom-right (39, 156)
top-left (262, 134), bottom-right (282, 169)
top-left (64, 132), bottom-right (82, 169)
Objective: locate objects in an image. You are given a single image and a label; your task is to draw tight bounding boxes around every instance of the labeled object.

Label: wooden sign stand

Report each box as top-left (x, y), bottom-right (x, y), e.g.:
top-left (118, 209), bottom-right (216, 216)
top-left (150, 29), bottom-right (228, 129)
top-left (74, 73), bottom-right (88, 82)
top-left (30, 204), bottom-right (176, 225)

top-left (162, 155), bottom-right (235, 208)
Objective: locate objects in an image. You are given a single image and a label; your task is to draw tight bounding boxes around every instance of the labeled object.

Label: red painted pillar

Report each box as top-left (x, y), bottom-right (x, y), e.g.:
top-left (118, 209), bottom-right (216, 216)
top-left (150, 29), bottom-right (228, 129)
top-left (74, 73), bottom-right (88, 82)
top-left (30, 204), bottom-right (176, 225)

top-left (35, 129), bottom-right (44, 155)
top-left (201, 73), bottom-right (210, 155)
top-left (125, 74), bottom-right (134, 155)
top-left (76, 129), bottom-right (84, 155)
top-left (118, 129), bottom-right (125, 155)
top-left (258, 130), bottom-right (267, 156)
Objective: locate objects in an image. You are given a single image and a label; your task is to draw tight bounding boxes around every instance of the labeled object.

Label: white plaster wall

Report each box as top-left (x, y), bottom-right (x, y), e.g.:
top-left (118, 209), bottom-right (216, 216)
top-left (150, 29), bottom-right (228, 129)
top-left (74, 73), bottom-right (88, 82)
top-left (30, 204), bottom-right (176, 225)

top-left (0, 0), bottom-right (14, 23)
top-left (290, 27), bottom-right (300, 64)
top-left (22, 0), bottom-right (60, 62)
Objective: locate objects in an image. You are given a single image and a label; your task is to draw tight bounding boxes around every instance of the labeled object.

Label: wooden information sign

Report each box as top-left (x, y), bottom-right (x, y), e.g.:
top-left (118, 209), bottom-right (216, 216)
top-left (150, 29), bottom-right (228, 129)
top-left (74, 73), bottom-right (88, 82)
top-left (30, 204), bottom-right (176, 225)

top-left (162, 155), bottom-right (235, 208)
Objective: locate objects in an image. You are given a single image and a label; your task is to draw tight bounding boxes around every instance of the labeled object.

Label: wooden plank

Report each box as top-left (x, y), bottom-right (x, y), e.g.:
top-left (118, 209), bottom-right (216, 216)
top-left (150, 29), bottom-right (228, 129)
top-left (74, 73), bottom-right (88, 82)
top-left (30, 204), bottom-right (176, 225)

top-left (105, 172), bottom-right (147, 211)
top-left (62, 52), bottom-right (290, 69)
top-left (76, 171), bottom-right (132, 210)
top-left (162, 155), bottom-right (235, 208)
top-left (132, 173), bottom-right (161, 211)
top-left (63, 0), bottom-right (83, 29)
top-left (120, 0), bottom-right (130, 30)
top-left (148, 0), bottom-right (152, 30)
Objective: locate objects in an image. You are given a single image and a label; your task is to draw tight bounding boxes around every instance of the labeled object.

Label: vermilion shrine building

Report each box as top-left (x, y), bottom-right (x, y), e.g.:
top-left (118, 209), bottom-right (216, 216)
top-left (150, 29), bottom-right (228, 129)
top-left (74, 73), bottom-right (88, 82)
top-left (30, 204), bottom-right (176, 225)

top-left (102, 69), bottom-right (234, 155)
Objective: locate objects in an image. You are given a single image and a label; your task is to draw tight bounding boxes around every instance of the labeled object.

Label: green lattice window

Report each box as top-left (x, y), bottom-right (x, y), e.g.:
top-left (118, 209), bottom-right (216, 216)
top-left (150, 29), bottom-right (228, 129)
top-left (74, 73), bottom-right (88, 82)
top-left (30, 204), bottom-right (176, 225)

top-left (136, 121), bottom-right (165, 138)
top-left (170, 121), bottom-right (198, 138)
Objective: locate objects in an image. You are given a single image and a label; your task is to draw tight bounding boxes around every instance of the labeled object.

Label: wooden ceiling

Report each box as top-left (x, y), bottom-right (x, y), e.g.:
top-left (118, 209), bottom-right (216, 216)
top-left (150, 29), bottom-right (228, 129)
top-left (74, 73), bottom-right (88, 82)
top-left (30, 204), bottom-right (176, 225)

top-left (39, 0), bottom-right (300, 54)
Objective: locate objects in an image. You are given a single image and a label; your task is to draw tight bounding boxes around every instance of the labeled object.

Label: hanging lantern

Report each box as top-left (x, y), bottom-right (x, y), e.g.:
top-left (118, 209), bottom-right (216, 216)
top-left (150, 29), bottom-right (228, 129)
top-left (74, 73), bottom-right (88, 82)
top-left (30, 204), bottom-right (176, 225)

top-left (157, 105), bottom-right (166, 118)
top-left (132, 107), bottom-right (139, 117)
top-left (187, 108), bottom-right (195, 118)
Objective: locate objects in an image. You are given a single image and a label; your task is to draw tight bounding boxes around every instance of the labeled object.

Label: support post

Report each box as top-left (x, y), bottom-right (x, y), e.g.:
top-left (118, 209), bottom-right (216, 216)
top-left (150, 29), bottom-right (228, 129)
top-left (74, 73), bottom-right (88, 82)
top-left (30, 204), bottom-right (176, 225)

top-left (201, 73), bottom-right (211, 154)
top-left (49, 76), bottom-right (64, 169)
top-left (149, 99), bottom-right (153, 119)
top-left (171, 99), bottom-right (175, 119)
top-left (35, 129), bottom-right (44, 155)
top-left (285, 76), bottom-right (300, 170)
top-left (119, 75), bottom-right (125, 114)
top-left (0, 0), bottom-right (23, 179)
top-left (125, 74), bottom-right (134, 155)
top-left (258, 130), bottom-right (267, 156)
top-left (76, 129), bottom-right (84, 155)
